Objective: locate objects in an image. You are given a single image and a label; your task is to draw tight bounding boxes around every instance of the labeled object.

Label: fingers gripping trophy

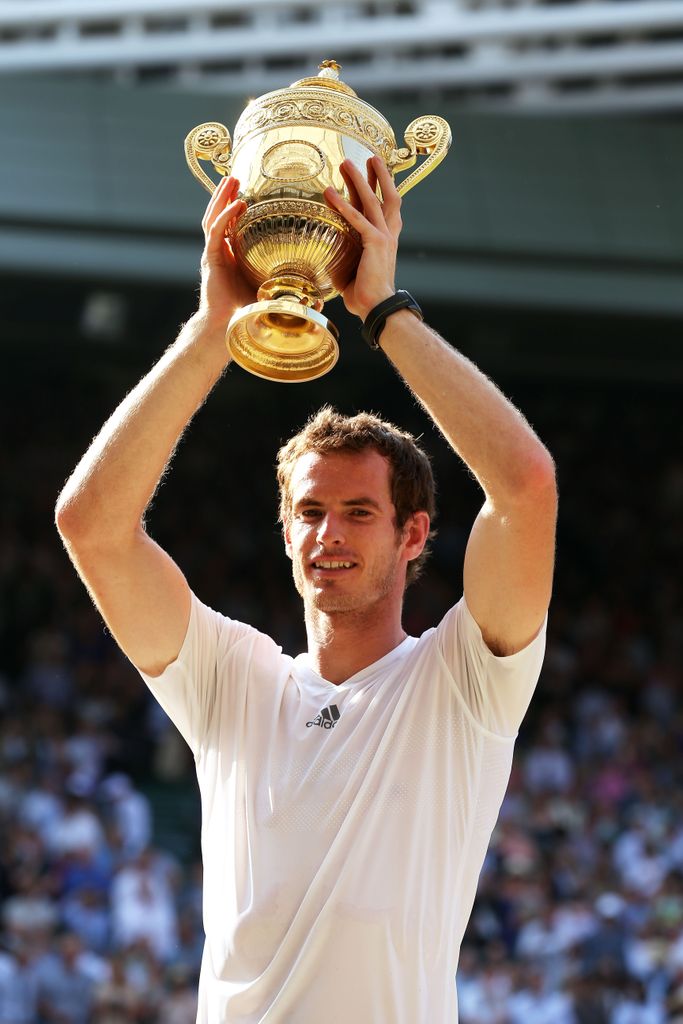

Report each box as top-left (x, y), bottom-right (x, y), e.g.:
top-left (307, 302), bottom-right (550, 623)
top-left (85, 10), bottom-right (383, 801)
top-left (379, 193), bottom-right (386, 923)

top-left (184, 60), bottom-right (451, 383)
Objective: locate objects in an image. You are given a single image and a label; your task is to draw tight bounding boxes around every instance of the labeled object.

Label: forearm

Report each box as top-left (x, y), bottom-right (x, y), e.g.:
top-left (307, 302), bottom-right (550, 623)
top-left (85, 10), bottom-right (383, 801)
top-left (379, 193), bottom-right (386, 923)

top-left (378, 311), bottom-right (555, 503)
top-left (325, 158), bottom-right (553, 500)
top-left (56, 312), bottom-right (230, 544)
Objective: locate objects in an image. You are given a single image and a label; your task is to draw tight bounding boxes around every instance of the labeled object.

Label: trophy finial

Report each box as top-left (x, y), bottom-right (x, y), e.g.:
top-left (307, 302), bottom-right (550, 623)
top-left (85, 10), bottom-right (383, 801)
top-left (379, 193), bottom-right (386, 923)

top-left (291, 58), bottom-right (354, 95)
top-left (318, 59), bottom-right (341, 79)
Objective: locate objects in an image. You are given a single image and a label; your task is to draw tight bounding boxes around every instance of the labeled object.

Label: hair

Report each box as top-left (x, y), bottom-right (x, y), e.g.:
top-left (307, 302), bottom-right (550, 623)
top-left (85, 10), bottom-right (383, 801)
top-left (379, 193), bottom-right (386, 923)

top-left (276, 406), bottom-right (437, 585)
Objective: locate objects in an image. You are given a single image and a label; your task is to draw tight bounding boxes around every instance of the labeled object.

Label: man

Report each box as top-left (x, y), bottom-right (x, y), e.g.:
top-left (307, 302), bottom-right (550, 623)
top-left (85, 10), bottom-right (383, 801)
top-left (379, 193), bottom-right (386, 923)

top-left (56, 156), bottom-right (557, 1022)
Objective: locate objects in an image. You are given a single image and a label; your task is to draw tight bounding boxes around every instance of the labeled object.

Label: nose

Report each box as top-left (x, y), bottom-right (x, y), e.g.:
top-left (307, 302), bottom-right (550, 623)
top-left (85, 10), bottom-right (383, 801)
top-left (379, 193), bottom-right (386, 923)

top-left (316, 512), bottom-right (345, 546)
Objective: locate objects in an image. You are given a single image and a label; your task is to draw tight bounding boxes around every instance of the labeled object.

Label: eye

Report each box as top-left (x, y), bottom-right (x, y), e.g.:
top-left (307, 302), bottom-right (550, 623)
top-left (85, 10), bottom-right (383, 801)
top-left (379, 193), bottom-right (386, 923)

top-left (299, 508), bottom-right (322, 519)
top-left (349, 508), bottom-right (371, 517)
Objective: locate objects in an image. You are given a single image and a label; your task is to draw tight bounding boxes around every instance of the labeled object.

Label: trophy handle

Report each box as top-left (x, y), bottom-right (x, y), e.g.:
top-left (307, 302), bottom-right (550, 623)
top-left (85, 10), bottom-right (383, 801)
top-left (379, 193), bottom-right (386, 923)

top-left (389, 116), bottom-right (452, 198)
top-left (184, 122), bottom-right (233, 195)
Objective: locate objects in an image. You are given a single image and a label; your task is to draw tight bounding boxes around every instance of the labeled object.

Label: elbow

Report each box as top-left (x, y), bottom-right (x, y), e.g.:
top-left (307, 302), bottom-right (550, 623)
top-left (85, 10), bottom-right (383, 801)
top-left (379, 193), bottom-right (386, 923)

top-left (55, 486), bottom-right (103, 548)
top-left (55, 492), bottom-right (85, 545)
top-left (504, 446), bottom-right (558, 511)
top-left (523, 448), bottom-right (558, 511)
top-left (528, 446), bottom-right (557, 493)
top-left (56, 490), bottom-right (143, 554)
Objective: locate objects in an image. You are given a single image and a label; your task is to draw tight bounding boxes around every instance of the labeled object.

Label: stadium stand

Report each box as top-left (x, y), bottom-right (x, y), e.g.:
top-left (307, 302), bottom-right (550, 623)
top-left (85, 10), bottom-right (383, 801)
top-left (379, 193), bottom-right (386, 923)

top-left (2, 0), bottom-right (683, 113)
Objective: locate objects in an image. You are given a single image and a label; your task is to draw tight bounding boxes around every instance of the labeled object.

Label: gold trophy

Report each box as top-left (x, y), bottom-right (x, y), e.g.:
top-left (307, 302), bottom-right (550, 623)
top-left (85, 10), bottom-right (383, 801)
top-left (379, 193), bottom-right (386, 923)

top-left (185, 60), bottom-right (451, 382)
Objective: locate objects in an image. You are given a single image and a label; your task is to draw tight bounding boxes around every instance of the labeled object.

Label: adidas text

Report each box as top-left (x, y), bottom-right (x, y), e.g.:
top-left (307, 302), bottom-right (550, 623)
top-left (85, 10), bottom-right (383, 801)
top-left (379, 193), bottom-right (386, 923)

top-left (306, 704), bottom-right (340, 729)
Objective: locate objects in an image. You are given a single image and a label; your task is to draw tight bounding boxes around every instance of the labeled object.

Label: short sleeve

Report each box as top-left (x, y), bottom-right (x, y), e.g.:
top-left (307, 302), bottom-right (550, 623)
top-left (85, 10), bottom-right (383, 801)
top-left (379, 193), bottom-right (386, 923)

top-left (137, 591), bottom-right (256, 756)
top-left (435, 596), bottom-right (547, 737)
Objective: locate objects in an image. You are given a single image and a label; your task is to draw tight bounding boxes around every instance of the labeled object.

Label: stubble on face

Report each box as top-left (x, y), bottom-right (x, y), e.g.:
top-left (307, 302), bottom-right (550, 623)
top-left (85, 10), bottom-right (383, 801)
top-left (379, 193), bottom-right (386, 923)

top-left (291, 530), bottom-right (405, 616)
top-left (285, 449), bottom-right (409, 621)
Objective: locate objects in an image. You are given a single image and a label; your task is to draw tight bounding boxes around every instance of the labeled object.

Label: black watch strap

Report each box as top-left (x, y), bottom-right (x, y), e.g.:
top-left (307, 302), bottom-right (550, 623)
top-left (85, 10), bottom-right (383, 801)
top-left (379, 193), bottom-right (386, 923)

top-left (361, 290), bottom-right (423, 350)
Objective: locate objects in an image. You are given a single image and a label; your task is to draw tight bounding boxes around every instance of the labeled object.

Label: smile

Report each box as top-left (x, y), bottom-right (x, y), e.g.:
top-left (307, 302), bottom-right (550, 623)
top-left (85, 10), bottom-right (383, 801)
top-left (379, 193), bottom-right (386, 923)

top-left (311, 560), bottom-right (356, 570)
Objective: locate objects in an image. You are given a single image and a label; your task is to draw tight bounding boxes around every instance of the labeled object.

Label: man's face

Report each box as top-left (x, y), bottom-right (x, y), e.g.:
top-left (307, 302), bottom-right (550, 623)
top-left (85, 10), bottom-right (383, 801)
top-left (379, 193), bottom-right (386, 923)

top-left (284, 449), bottom-right (410, 614)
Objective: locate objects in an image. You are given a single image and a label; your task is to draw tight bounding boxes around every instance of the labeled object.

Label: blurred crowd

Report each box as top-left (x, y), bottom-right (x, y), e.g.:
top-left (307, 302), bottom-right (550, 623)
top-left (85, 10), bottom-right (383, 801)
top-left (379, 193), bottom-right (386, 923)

top-left (1, 337), bottom-right (681, 1022)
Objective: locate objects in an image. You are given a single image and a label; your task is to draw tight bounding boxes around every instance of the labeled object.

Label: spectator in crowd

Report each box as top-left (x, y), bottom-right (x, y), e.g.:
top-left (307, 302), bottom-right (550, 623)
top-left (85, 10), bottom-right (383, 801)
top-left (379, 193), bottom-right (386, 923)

top-left (34, 932), bottom-right (96, 1024)
top-left (0, 942), bottom-right (38, 1024)
top-left (61, 885), bottom-right (110, 955)
top-left (49, 781), bottom-right (105, 860)
top-left (110, 850), bottom-right (178, 962)
top-left (99, 773), bottom-right (151, 859)
top-left (91, 951), bottom-right (141, 1024)
top-left (157, 965), bottom-right (199, 1024)
top-left (508, 966), bottom-right (574, 1024)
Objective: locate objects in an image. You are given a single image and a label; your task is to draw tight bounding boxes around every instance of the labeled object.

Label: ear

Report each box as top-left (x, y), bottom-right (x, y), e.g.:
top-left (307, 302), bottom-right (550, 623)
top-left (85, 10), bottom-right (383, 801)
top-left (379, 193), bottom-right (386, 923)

top-left (283, 522), bottom-right (293, 560)
top-left (402, 511), bottom-right (430, 562)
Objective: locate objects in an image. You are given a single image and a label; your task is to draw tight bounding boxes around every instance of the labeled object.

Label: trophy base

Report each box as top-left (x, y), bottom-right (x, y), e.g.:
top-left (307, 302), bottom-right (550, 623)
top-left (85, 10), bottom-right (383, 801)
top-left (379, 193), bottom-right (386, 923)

top-left (227, 298), bottom-right (339, 383)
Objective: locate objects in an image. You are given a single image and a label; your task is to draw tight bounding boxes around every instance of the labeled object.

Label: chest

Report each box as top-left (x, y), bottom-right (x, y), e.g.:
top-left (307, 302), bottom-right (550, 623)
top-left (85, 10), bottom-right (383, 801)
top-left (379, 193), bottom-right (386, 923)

top-left (249, 680), bottom-right (409, 841)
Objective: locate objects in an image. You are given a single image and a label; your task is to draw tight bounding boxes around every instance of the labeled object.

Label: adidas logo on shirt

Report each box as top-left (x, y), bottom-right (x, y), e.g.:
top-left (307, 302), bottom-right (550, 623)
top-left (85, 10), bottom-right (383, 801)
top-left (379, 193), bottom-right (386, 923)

top-left (306, 704), bottom-right (340, 729)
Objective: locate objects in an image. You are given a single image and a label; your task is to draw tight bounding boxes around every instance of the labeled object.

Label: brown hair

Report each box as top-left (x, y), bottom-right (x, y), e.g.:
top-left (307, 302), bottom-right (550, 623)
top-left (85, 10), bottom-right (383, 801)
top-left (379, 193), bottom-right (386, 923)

top-left (276, 406), bottom-right (437, 585)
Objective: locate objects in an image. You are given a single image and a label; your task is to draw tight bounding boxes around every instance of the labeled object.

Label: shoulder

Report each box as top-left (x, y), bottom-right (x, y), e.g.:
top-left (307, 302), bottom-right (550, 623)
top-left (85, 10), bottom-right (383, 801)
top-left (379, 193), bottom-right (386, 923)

top-left (422, 596), bottom-right (548, 736)
top-left (137, 591), bottom-right (291, 753)
top-left (184, 591), bottom-right (285, 666)
top-left (435, 596), bottom-right (547, 664)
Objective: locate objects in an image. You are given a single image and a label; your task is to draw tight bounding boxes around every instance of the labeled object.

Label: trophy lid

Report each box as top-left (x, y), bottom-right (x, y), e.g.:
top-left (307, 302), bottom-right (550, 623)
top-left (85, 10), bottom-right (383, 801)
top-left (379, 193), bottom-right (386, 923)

top-left (290, 59), bottom-right (359, 97)
top-left (234, 57), bottom-right (397, 158)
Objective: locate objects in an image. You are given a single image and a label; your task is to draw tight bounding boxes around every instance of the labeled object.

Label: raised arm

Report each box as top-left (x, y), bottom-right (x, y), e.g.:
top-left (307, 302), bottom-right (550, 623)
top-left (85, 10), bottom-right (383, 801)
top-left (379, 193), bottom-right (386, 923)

top-left (55, 177), bottom-right (253, 676)
top-left (325, 159), bottom-right (557, 655)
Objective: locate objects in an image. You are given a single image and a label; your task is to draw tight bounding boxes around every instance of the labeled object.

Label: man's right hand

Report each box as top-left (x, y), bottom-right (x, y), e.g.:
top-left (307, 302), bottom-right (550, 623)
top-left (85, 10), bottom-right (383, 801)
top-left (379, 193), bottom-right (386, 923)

top-left (199, 176), bottom-right (256, 325)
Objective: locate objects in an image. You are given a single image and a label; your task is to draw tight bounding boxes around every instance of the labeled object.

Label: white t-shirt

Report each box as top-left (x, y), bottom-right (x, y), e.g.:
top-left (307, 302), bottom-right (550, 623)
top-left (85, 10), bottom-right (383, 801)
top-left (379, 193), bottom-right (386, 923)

top-left (140, 594), bottom-right (546, 1024)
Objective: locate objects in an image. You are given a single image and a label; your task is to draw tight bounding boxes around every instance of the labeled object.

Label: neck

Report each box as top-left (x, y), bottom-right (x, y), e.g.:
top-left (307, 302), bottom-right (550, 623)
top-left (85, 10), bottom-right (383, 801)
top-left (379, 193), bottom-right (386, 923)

top-left (303, 598), bottom-right (407, 685)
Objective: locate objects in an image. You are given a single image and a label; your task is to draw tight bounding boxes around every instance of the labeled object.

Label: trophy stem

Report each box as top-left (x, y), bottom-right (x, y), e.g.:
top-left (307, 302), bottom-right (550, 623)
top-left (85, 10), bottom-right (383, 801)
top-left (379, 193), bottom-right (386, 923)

top-left (257, 274), bottom-right (324, 312)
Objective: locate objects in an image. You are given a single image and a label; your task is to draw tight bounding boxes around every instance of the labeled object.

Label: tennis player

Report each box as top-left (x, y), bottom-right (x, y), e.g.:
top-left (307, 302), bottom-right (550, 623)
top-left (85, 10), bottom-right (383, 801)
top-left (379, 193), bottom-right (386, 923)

top-left (56, 156), bottom-right (557, 1022)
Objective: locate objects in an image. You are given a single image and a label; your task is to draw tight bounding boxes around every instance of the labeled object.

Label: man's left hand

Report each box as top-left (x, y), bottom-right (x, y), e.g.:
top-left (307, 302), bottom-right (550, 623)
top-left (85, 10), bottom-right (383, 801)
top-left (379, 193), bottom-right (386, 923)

top-left (324, 156), bottom-right (402, 321)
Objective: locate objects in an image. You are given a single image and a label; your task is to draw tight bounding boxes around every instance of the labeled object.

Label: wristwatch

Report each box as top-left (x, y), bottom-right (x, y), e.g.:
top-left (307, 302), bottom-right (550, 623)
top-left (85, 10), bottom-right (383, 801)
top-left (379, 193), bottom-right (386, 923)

top-left (361, 291), bottom-right (423, 350)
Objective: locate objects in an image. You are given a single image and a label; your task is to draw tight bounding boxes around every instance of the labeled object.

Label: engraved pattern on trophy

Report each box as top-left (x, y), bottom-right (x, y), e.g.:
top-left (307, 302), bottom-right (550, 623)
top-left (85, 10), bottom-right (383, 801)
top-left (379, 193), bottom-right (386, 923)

top-left (235, 92), bottom-right (396, 164)
top-left (183, 61), bottom-right (451, 382)
top-left (233, 200), bottom-right (362, 306)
